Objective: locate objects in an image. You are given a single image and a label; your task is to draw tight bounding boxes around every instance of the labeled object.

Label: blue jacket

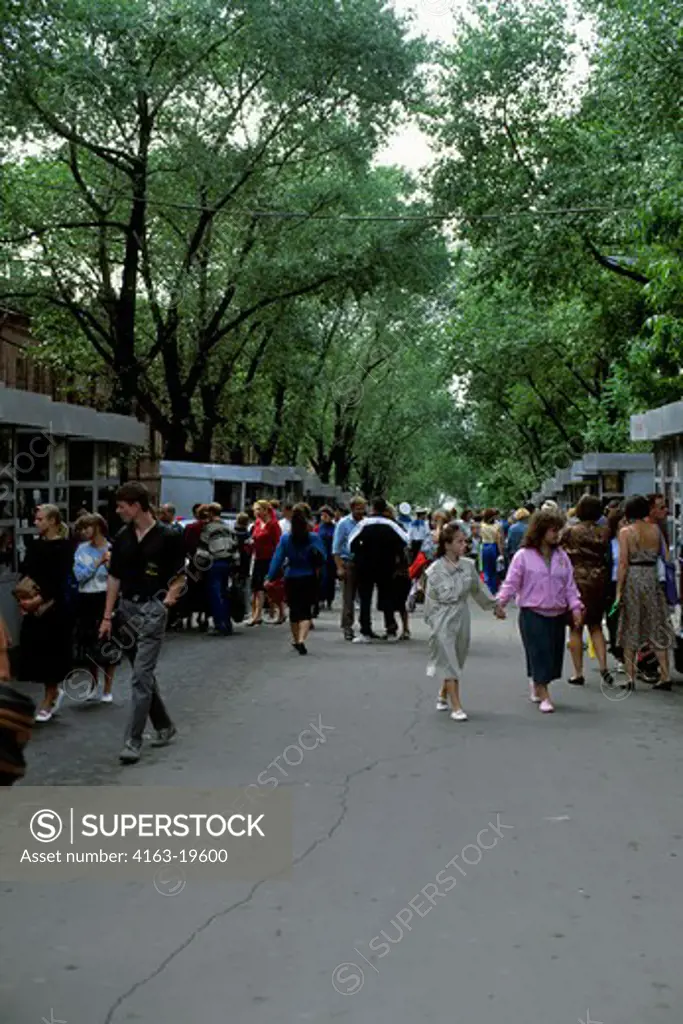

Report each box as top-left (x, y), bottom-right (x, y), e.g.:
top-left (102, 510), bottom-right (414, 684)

top-left (506, 521), bottom-right (528, 558)
top-left (268, 533), bottom-right (325, 579)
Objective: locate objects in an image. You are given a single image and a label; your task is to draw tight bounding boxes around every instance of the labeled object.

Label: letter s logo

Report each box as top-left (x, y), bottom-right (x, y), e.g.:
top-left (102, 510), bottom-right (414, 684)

top-left (29, 809), bottom-right (64, 843)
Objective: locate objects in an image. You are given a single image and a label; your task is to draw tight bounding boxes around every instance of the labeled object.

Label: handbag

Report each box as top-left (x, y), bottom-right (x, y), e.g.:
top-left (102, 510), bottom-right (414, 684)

top-left (658, 536), bottom-right (678, 606)
top-left (228, 581), bottom-right (246, 623)
top-left (264, 577), bottom-right (286, 606)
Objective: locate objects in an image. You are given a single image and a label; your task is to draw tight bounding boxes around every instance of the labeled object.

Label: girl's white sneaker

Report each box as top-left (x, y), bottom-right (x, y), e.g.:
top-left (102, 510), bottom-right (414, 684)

top-left (436, 698), bottom-right (449, 712)
top-left (539, 699), bottom-right (555, 713)
top-left (450, 709), bottom-right (468, 722)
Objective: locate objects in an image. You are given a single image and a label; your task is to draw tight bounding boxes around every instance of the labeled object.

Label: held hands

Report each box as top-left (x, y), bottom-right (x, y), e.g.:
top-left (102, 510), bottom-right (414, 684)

top-left (494, 604), bottom-right (507, 620)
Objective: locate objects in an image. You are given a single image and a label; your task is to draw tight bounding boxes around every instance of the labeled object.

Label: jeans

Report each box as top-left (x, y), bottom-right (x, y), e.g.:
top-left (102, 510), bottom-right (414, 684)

top-left (208, 559), bottom-right (232, 633)
top-left (481, 543), bottom-right (499, 595)
top-left (118, 598), bottom-right (173, 747)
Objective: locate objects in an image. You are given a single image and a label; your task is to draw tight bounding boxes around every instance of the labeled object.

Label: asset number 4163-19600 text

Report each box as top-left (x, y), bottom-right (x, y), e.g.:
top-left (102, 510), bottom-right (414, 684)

top-left (132, 849), bottom-right (229, 863)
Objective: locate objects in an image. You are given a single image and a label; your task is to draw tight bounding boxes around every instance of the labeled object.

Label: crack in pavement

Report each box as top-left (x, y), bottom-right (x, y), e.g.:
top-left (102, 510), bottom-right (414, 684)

top-left (102, 739), bottom-right (459, 1023)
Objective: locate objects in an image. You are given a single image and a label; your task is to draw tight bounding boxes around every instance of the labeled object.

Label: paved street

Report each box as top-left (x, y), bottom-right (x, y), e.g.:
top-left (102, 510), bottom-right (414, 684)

top-left (3, 606), bottom-right (683, 1024)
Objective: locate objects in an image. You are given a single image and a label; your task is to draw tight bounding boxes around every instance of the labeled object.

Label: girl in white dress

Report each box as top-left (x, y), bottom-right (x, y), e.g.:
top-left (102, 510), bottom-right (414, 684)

top-left (425, 523), bottom-right (498, 721)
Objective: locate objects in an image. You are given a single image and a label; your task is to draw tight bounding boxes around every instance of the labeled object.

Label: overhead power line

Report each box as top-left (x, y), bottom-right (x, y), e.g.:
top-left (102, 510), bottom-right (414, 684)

top-left (0, 180), bottom-right (640, 222)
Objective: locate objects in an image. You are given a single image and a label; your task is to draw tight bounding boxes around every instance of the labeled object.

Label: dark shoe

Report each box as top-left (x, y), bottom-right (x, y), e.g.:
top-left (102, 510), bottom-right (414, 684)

top-left (567, 675), bottom-right (585, 686)
top-left (119, 741), bottom-right (142, 764)
top-left (600, 670), bottom-right (614, 687)
top-left (343, 629), bottom-right (355, 641)
top-left (295, 642), bottom-right (308, 655)
top-left (652, 680), bottom-right (672, 691)
top-left (150, 725), bottom-right (177, 748)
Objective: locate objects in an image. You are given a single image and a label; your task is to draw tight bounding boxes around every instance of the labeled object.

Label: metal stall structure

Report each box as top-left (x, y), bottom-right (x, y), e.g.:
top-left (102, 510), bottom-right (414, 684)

top-left (0, 384), bottom-right (145, 639)
top-left (632, 402), bottom-right (683, 555)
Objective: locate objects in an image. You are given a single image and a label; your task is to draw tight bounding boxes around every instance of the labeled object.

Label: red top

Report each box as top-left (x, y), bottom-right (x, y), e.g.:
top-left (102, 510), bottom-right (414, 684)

top-left (251, 514), bottom-right (281, 561)
top-left (183, 520), bottom-right (203, 556)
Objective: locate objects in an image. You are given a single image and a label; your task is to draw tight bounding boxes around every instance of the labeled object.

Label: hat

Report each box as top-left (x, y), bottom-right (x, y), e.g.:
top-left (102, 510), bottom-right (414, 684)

top-left (416, 507), bottom-right (429, 515)
top-left (541, 500), bottom-right (559, 512)
top-left (398, 502), bottom-right (412, 516)
top-left (514, 507), bottom-right (530, 520)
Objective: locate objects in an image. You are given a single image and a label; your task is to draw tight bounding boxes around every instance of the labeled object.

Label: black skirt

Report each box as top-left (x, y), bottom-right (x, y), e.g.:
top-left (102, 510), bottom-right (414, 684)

top-left (285, 575), bottom-right (317, 624)
top-left (18, 606), bottom-right (73, 686)
top-left (518, 608), bottom-right (566, 684)
top-left (251, 558), bottom-right (271, 594)
top-left (74, 591), bottom-right (107, 668)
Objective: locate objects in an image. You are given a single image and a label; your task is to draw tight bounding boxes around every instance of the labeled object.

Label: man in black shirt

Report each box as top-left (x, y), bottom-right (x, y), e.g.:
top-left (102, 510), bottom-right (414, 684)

top-left (100, 483), bottom-right (185, 764)
top-left (349, 497), bottom-right (408, 642)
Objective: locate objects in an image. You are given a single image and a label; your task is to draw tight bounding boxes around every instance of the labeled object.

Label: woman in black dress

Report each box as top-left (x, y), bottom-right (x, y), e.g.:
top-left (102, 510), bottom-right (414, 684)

top-left (17, 504), bottom-right (74, 723)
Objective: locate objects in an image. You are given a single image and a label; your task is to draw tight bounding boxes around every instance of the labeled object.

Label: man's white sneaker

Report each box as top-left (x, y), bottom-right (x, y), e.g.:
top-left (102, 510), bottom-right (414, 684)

top-left (352, 634), bottom-right (372, 644)
top-left (100, 693), bottom-right (113, 704)
top-left (436, 698), bottom-right (449, 711)
top-left (450, 709), bottom-right (468, 722)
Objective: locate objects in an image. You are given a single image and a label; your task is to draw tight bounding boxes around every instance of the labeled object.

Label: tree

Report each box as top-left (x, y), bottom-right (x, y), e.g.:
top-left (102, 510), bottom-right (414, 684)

top-left (0, 0), bottom-right (429, 456)
top-left (423, 0), bottom-right (683, 505)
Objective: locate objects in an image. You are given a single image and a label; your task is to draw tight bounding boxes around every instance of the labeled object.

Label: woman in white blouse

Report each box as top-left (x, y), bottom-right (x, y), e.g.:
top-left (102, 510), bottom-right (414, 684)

top-left (73, 513), bottom-right (115, 702)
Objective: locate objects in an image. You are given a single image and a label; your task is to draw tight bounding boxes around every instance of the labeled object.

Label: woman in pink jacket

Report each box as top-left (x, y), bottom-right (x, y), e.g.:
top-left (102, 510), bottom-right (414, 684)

top-left (495, 510), bottom-right (583, 714)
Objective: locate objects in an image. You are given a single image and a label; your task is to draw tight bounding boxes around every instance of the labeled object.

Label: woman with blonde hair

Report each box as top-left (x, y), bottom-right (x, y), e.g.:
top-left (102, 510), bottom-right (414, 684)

top-left (73, 512), bottom-right (116, 702)
top-left (246, 500), bottom-right (282, 625)
top-left (480, 508), bottom-right (504, 595)
top-left (16, 504), bottom-right (74, 722)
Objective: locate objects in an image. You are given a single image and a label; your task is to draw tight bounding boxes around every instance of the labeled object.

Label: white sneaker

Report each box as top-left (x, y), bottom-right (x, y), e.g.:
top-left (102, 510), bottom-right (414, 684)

top-left (100, 693), bottom-right (113, 704)
top-left (539, 699), bottom-right (555, 714)
top-left (436, 698), bottom-right (449, 712)
top-left (35, 707), bottom-right (54, 723)
top-left (450, 709), bottom-right (468, 722)
top-left (352, 635), bottom-right (372, 644)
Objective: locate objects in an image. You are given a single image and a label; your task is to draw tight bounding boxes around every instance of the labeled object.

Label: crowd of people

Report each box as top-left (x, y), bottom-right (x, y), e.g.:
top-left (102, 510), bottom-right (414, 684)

top-left (421, 493), bottom-right (678, 720)
top-left (0, 486), bottom-right (679, 781)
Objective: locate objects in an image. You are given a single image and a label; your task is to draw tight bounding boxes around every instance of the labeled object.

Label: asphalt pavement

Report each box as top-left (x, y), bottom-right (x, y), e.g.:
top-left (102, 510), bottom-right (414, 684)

top-left (3, 604), bottom-right (683, 1024)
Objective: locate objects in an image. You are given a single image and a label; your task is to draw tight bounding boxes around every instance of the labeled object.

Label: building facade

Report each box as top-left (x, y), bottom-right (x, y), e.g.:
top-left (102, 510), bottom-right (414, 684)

top-left (631, 401), bottom-right (683, 555)
top-left (532, 453), bottom-right (654, 510)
